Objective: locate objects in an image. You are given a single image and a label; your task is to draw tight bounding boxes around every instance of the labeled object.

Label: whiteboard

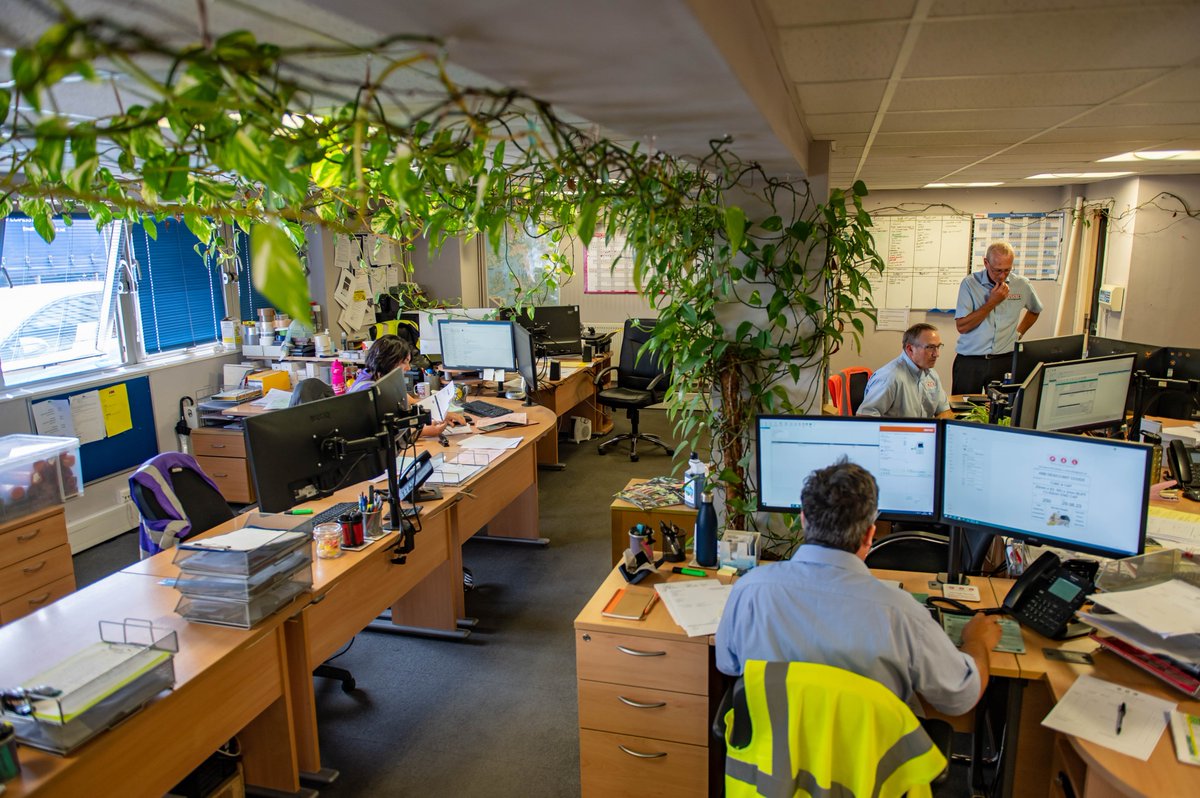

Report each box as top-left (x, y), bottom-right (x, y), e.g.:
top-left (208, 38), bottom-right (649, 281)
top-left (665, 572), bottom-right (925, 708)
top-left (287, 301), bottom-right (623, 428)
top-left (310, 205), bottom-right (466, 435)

top-left (585, 232), bottom-right (638, 294)
top-left (869, 215), bottom-right (972, 311)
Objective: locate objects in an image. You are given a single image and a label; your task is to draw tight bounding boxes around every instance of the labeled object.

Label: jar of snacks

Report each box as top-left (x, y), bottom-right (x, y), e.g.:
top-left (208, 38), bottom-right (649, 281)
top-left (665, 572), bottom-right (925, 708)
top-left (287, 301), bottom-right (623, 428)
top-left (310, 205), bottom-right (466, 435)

top-left (313, 523), bottom-right (343, 559)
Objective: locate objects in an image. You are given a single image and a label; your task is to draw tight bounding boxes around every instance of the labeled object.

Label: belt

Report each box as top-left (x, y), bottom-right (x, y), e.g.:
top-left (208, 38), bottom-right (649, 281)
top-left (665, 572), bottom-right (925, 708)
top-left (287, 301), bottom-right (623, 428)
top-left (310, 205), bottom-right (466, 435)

top-left (957, 352), bottom-right (1012, 360)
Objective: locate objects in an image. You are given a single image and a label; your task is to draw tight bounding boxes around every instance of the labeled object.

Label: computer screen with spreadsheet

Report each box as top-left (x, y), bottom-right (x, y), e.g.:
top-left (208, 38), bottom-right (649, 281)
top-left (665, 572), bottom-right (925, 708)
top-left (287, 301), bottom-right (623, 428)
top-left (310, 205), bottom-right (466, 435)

top-left (438, 319), bottom-right (517, 371)
top-left (756, 416), bottom-right (940, 520)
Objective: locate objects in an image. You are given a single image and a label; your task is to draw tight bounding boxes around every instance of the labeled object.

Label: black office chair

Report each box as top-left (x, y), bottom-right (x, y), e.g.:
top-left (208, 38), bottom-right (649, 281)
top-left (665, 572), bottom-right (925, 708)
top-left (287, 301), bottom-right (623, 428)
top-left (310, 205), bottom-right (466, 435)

top-left (595, 318), bottom-right (674, 462)
top-left (130, 453), bottom-right (236, 554)
top-left (866, 528), bottom-right (993, 576)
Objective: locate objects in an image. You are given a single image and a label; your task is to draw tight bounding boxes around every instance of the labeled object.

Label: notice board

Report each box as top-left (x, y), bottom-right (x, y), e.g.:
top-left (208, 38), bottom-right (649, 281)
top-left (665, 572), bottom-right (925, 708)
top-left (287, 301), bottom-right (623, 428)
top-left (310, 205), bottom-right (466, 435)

top-left (869, 215), bottom-right (973, 311)
top-left (29, 376), bottom-right (158, 484)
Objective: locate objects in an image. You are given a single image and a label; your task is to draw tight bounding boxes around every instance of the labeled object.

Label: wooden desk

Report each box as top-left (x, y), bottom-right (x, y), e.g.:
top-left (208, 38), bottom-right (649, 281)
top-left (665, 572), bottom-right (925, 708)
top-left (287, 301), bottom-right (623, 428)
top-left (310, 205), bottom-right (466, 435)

top-left (532, 356), bottom-right (613, 466)
top-left (609, 478), bottom-right (697, 566)
top-left (1, 572), bottom-right (302, 798)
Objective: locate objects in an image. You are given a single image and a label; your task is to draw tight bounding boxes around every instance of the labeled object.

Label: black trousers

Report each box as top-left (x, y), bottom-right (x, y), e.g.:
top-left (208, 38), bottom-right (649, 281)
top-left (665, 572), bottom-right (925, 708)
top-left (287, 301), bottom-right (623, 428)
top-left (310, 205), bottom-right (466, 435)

top-left (952, 353), bottom-right (1012, 395)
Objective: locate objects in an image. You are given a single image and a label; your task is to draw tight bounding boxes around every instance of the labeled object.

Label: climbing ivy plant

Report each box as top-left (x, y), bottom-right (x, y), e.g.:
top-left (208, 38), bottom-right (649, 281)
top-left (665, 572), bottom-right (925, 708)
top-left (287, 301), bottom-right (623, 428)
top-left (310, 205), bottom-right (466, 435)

top-left (2, 5), bottom-right (883, 550)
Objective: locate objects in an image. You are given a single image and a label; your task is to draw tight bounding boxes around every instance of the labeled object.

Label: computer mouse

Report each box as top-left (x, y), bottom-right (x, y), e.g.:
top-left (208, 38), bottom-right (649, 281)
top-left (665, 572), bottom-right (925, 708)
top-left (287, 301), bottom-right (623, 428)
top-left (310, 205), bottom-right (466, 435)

top-left (464, 415), bottom-right (475, 423)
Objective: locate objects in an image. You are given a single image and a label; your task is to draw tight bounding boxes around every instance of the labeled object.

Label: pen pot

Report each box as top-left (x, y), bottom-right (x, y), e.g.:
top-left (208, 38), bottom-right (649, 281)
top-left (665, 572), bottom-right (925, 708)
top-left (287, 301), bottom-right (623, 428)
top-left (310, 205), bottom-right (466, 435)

top-left (363, 507), bottom-right (383, 539)
top-left (313, 524), bottom-right (343, 559)
top-left (338, 512), bottom-right (364, 547)
top-left (0, 722), bottom-right (19, 781)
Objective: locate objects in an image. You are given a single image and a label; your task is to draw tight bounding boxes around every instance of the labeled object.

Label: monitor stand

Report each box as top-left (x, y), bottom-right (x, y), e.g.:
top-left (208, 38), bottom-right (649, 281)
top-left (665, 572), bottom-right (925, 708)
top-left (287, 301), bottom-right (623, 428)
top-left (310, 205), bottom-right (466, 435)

top-left (937, 525), bottom-right (970, 586)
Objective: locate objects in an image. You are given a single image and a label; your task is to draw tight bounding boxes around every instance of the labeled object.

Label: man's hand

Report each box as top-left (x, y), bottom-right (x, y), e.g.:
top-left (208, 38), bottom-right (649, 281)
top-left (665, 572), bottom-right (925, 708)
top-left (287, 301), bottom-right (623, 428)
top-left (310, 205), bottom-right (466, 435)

top-left (962, 612), bottom-right (1002, 651)
top-left (986, 280), bottom-right (1010, 307)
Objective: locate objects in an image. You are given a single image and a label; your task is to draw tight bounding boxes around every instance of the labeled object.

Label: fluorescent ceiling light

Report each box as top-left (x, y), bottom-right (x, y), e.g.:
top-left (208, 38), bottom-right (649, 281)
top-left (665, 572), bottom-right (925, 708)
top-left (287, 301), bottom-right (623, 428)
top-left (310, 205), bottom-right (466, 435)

top-left (1098, 150), bottom-right (1200, 162)
top-left (924, 182), bottom-right (1003, 188)
top-left (1026, 172), bottom-right (1134, 180)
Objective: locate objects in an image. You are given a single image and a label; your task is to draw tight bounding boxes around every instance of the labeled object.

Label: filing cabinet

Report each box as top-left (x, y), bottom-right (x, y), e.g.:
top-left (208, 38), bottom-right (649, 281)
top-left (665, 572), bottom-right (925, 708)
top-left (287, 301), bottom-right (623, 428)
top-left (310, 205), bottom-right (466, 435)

top-left (193, 426), bottom-right (256, 504)
top-left (0, 505), bottom-right (75, 624)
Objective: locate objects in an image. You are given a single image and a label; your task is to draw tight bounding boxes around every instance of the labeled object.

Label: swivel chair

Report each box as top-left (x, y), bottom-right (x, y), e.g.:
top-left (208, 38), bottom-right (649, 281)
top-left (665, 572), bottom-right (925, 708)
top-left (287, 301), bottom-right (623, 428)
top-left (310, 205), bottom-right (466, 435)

top-left (130, 452), bottom-right (235, 558)
top-left (595, 318), bottom-right (674, 462)
top-left (866, 528), bottom-right (994, 576)
top-left (838, 366), bottom-right (873, 415)
top-left (827, 373), bottom-right (846, 415)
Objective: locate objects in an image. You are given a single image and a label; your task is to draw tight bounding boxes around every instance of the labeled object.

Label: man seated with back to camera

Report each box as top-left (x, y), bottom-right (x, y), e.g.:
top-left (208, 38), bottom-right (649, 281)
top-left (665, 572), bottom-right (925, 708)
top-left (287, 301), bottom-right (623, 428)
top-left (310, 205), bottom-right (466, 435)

top-left (715, 459), bottom-right (1001, 717)
top-left (856, 322), bottom-right (955, 419)
top-left (351, 334), bottom-right (465, 438)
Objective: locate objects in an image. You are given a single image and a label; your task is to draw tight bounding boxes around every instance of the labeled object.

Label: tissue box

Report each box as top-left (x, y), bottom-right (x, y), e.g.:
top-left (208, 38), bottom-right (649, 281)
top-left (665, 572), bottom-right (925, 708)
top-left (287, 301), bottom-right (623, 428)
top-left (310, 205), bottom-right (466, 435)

top-left (719, 529), bottom-right (760, 571)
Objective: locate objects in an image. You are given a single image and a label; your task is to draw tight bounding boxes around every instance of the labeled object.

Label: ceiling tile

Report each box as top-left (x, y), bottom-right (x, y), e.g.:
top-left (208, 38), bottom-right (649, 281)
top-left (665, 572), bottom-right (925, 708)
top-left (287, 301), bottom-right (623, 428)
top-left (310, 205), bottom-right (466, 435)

top-left (880, 107), bottom-right (1089, 133)
top-left (1037, 124), bottom-right (1200, 143)
top-left (765, 0), bottom-right (917, 27)
top-left (1119, 66), bottom-right (1200, 103)
top-left (890, 70), bottom-right (1163, 111)
top-left (931, 0), bottom-right (1154, 16)
top-left (1070, 103), bottom-right (1200, 128)
top-left (779, 21), bottom-right (908, 83)
top-left (795, 81), bottom-right (887, 114)
top-left (874, 130), bottom-right (1035, 146)
top-left (806, 112), bottom-right (877, 136)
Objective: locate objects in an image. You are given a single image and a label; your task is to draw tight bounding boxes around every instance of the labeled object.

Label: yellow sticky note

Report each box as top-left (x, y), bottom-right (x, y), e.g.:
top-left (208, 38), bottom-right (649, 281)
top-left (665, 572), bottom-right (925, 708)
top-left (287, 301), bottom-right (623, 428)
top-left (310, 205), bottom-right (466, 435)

top-left (99, 384), bottom-right (133, 437)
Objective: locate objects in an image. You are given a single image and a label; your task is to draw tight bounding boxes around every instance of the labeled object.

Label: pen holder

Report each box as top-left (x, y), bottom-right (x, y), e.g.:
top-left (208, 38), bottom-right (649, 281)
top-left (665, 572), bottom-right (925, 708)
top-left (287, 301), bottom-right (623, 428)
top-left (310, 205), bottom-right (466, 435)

top-left (313, 524), bottom-right (343, 559)
top-left (337, 512), bottom-right (364, 548)
top-left (0, 722), bottom-right (20, 781)
top-left (363, 507), bottom-right (383, 539)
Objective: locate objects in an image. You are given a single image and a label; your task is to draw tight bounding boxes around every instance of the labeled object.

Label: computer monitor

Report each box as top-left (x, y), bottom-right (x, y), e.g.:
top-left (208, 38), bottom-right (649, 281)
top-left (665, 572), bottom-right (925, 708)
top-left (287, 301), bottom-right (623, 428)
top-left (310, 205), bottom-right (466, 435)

top-left (1028, 353), bottom-right (1136, 433)
top-left (756, 415), bottom-right (940, 521)
top-left (416, 307), bottom-right (495, 356)
top-left (438, 319), bottom-right (518, 371)
top-left (507, 305), bottom-right (582, 355)
top-left (1010, 362), bottom-right (1043, 430)
top-left (1010, 334), bottom-right (1085, 384)
top-left (369, 365), bottom-right (409, 421)
top-left (1085, 336), bottom-right (1166, 376)
top-left (1166, 347), bottom-right (1200, 381)
top-left (941, 421), bottom-right (1149, 559)
top-left (512, 321), bottom-right (537, 394)
top-left (244, 389), bottom-right (385, 512)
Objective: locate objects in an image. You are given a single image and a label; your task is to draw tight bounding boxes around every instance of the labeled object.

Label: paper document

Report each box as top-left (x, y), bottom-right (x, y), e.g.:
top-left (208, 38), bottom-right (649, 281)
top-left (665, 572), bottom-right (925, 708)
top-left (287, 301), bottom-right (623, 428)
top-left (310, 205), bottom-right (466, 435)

top-left (181, 528), bottom-right (303, 552)
top-left (654, 579), bottom-right (733, 637)
top-left (1147, 506), bottom-right (1200, 548)
top-left (32, 399), bottom-right (75, 437)
top-left (426, 382), bottom-right (457, 422)
top-left (1168, 711), bottom-right (1200, 766)
top-left (941, 614), bottom-right (1026, 654)
top-left (441, 423), bottom-right (474, 436)
top-left (98, 384), bottom-right (133, 437)
top-left (251, 388), bottom-right (294, 410)
top-left (458, 435), bottom-right (521, 450)
top-left (1090, 580), bottom-right (1200, 637)
top-left (1077, 610), bottom-right (1200, 662)
top-left (1041, 674), bottom-right (1174, 761)
top-left (27, 641), bottom-right (170, 723)
top-left (69, 390), bottom-right (107, 444)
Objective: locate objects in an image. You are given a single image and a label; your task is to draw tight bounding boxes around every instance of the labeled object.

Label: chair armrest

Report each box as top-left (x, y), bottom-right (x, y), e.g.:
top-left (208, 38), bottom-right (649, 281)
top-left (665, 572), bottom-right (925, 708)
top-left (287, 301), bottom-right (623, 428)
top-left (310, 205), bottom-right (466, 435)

top-left (593, 365), bottom-right (617, 386)
top-left (645, 373), bottom-right (668, 393)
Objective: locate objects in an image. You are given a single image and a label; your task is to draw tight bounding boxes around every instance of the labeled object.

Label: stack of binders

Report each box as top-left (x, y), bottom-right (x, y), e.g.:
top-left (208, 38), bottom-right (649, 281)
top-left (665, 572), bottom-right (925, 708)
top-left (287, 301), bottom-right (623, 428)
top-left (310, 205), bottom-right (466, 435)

top-left (171, 526), bottom-right (312, 628)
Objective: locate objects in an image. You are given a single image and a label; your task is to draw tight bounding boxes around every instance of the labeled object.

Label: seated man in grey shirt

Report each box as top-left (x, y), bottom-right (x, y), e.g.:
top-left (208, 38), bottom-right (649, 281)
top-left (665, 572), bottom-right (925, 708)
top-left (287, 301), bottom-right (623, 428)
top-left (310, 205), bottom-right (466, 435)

top-left (715, 460), bottom-right (1000, 717)
top-left (857, 323), bottom-right (954, 419)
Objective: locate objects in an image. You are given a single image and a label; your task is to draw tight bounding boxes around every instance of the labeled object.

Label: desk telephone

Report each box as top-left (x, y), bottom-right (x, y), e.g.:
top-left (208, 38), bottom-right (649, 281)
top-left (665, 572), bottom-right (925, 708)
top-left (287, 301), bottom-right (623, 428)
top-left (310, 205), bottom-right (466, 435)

top-left (1002, 552), bottom-right (1097, 639)
top-left (1166, 439), bottom-right (1200, 501)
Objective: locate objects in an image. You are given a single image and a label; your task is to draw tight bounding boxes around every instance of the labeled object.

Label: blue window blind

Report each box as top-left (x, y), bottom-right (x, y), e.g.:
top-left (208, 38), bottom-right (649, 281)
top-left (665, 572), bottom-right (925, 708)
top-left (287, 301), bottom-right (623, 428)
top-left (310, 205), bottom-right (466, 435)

top-left (132, 219), bottom-right (223, 353)
top-left (234, 230), bottom-right (275, 322)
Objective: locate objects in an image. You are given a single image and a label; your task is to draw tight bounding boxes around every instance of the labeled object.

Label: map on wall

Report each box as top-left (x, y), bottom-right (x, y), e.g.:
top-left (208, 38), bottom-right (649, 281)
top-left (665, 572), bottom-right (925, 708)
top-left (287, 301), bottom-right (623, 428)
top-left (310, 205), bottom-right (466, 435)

top-left (971, 212), bottom-right (1065, 281)
top-left (485, 226), bottom-right (560, 306)
top-left (585, 231), bottom-right (638, 294)
top-left (869, 215), bottom-right (972, 311)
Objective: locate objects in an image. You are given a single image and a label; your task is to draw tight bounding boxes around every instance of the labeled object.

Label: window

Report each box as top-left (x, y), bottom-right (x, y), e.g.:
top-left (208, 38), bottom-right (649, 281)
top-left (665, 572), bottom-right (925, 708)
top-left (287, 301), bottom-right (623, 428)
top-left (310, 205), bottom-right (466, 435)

top-left (234, 230), bottom-right (276, 323)
top-left (0, 216), bottom-right (122, 385)
top-left (131, 218), bottom-right (224, 354)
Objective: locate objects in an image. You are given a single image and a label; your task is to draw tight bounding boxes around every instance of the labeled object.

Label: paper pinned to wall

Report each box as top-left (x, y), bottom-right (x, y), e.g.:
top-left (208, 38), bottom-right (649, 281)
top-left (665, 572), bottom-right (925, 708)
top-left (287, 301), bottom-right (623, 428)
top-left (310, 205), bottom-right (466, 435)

top-left (339, 301), bottom-right (369, 332)
top-left (334, 236), bottom-right (357, 271)
top-left (349, 272), bottom-right (371, 304)
top-left (32, 399), bottom-right (75, 437)
top-left (98, 383), bottom-right (133, 437)
top-left (875, 308), bottom-right (910, 331)
top-left (69, 391), bottom-right (107, 444)
top-left (333, 268), bottom-right (354, 308)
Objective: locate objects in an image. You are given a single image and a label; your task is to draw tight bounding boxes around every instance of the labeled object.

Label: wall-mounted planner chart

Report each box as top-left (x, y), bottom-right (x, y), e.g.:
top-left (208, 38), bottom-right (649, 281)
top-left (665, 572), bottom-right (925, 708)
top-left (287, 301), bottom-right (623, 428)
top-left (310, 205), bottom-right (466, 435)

top-left (971, 212), bottom-right (1066, 281)
top-left (869, 215), bottom-right (972, 311)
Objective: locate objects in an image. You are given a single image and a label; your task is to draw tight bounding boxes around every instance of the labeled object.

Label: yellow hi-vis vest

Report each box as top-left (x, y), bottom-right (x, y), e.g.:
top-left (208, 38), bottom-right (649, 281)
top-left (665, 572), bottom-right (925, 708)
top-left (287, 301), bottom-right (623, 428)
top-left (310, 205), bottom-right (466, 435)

top-left (724, 661), bottom-right (947, 798)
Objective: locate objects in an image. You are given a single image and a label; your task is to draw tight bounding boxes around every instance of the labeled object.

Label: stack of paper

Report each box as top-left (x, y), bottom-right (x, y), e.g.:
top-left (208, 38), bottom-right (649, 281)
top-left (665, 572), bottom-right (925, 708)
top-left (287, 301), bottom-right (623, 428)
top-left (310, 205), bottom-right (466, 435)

top-left (1147, 507), bottom-right (1200, 551)
top-left (458, 435), bottom-right (521, 451)
top-left (654, 579), bottom-right (732, 637)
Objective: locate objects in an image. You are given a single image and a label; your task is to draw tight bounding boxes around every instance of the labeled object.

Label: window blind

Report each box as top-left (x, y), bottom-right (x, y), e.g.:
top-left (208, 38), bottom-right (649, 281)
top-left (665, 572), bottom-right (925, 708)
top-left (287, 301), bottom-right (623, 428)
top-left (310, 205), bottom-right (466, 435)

top-left (234, 230), bottom-right (276, 322)
top-left (132, 218), bottom-right (223, 353)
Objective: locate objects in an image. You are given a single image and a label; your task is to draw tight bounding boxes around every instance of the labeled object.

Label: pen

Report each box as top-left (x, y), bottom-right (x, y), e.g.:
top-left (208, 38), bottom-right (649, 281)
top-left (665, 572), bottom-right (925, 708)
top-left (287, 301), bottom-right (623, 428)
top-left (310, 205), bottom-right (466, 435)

top-left (286, 508), bottom-right (314, 515)
top-left (1116, 702), bottom-right (1126, 735)
top-left (1186, 714), bottom-right (1198, 757)
top-left (672, 566), bottom-right (707, 577)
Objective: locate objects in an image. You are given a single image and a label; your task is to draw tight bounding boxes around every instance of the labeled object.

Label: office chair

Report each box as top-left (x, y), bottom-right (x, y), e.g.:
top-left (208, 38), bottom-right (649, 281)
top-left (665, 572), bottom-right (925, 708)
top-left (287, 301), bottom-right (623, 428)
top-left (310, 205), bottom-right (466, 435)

top-left (827, 374), bottom-right (846, 415)
top-left (838, 366), bottom-right (873, 415)
top-left (714, 661), bottom-right (950, 797)
top-left (595, 318), bottom-right (674, 462)
top-left (130, 452), bottom-right (235, 558)
top-left (866, 528), bottom-right (994, 576)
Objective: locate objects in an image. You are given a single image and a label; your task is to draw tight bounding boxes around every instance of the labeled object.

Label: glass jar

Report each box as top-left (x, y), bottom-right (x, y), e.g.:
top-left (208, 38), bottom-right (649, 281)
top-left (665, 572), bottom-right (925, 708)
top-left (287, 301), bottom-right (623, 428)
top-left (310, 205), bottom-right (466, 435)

top-left (313, 523), bottom-right (343, 559)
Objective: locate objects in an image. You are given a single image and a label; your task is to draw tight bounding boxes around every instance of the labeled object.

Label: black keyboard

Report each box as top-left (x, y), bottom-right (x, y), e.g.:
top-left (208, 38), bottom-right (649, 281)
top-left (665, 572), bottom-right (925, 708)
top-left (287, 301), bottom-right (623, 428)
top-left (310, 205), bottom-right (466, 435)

top-left (296, 502), bottom-right (359, 534)
top-left (461, 399), bottom-right (510, 418)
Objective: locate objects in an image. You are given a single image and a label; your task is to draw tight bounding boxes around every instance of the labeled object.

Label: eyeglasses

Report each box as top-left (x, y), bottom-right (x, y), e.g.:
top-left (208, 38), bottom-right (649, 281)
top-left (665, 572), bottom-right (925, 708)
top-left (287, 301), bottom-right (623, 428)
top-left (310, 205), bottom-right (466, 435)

top-left (916, 344), bottom-right (944, 352)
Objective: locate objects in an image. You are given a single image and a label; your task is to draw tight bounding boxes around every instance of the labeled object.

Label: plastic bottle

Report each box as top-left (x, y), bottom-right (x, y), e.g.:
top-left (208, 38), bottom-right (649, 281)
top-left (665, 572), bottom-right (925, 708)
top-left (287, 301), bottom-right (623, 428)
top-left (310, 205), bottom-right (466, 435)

top-left (331, 359), bottom-right (346, 395)
top-left (694, 489), bottom-right (718, 568)
top-left (682, 453), bottom-right (708, 509)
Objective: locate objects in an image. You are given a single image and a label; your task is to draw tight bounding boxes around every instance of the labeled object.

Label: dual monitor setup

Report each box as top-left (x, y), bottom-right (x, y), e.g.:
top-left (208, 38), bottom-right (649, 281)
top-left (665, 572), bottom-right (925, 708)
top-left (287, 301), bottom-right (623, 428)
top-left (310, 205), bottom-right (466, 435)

top-left (756, 415), bottom-right (1153, 580)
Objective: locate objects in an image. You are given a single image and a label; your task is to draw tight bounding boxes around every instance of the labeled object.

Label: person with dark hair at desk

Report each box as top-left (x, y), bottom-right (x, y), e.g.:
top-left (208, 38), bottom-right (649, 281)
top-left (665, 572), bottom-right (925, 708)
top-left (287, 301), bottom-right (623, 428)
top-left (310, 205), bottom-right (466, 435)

top-left (715, 459), bottom-right (1000, 717)
top-left (350, 334), bottom-right (465, 438)
top-left (952, 241), bottom-right (1043, 394)
top-left (857, 323), bottom-right (954, 419)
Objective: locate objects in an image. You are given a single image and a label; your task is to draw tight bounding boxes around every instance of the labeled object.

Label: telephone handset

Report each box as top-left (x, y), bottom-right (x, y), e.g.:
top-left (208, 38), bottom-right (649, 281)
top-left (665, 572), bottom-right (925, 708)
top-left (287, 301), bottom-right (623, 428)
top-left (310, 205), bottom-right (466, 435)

top-left (1002, 551), bottom-right (1096, 639)
top-left (1166, 439), bottom-right (1200, 501)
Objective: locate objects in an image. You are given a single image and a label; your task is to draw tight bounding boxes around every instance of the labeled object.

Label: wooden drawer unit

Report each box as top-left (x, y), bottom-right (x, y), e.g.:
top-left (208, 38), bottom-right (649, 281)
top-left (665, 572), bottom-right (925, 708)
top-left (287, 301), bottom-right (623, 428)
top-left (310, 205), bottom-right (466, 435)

top-left (0, 574), bottom-right (75, 623)
top-left (0, 543), bottom-right (74, 605)
top-left (578, 679), bottom-right (710, 746)
top-left (0, 505), bottom-right (68, 569)
top-left (0, 506), bottom-right (74, 624)
top-left (579, 729), bottom-right (708, 798)
top-left (192, 426), bottom-right (255, 503)
top-left (577, 629), bottom-right (709, 692)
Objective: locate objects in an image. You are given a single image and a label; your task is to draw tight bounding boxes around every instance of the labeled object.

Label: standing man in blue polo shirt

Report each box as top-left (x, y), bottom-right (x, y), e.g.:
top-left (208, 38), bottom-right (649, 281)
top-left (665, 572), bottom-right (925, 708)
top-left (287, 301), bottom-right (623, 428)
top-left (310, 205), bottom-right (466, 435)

top-left (857, 322), bottom-right (954, 419)
top-left (952, 241), bottom-right (1043, 394)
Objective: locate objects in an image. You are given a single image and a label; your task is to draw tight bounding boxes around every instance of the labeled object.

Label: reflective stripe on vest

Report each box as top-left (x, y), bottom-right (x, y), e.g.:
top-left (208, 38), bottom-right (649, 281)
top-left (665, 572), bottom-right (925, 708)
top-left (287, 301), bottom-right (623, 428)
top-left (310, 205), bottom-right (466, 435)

top-left (725, 661), bottom-right (946, 798)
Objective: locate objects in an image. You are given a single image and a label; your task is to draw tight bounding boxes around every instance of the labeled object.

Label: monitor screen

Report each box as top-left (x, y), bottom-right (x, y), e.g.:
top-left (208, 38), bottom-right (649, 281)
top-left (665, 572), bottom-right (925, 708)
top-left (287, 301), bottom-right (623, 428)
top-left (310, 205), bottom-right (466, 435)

top-left (370, 365), bottom-right (409, 421)
top-left (941, 421), bottom-right (1149, 558)
top-left (1011, 362), bottom-right (1043, 430)
top-left (438, 319), bottom-right (517, 370)
top-left (417, 309), bottom-right (448, 355)
top-left (512, 322), bottom-right (537, 393)
top-left (1011, 334), bottom-right (1085, 384)
top-left (756, 416), bottom-right (940, 521)
top-left (510, 305), bottom-right (581, 355)
top-left (1033, 353), bottom-right (1135, 432)
top-left (244, 389), bottom-right (384, 513)
top-left (1086, 336), bottom-right (1166, 376)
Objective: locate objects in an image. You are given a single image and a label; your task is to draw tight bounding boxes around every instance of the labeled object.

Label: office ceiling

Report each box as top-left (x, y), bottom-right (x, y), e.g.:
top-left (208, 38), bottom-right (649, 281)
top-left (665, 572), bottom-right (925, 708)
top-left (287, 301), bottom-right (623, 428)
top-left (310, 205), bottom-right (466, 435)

top-left (3, 0), bottom-right (1199, 191)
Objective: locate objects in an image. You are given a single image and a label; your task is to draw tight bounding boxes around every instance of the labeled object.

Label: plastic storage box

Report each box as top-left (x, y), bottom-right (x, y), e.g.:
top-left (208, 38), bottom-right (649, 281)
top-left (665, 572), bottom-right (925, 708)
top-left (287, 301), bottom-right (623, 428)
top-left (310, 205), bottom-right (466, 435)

top-left (1095, 548), bottom-right (1200, 593)
top-left (174, 570), bottom-right (311, 628)
top-left (174, 547), bottom-right (311, 600)
top-left (0, 434), bottom-right (82, 522)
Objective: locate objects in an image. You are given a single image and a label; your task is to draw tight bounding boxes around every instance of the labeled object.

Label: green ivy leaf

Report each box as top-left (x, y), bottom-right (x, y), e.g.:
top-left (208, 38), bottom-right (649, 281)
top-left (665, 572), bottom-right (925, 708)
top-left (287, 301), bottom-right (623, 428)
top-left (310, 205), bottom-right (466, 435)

top-left (575, 197), bottom-right (599, 247)
top-left (251, 221), bottom-right (310, 323)
top-left (724, 206), bottom-right (745, 253)
top-left (760, 215), bottom-right (782, 232)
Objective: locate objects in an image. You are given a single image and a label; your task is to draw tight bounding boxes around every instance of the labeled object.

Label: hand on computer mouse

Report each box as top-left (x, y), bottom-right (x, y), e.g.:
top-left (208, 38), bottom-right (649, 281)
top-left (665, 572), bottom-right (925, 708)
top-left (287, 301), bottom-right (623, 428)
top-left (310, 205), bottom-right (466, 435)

top-left (463, 415), bottom-right (475, 424)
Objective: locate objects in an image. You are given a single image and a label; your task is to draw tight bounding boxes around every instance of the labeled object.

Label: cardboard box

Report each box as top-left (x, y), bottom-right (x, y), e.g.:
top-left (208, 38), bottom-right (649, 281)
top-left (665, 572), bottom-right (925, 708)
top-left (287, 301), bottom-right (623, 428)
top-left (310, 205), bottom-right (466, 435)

top-left (246, 369), bottom-right (291, 393)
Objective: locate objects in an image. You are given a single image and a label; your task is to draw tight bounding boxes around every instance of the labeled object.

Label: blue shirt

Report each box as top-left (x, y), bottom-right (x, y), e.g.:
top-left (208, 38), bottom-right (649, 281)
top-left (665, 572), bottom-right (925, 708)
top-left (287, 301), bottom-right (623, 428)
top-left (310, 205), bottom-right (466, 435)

top-left (715, 545), bottom-right (981, 716)
top-left (955, 271), bottom-right (1043, 356)
top-left (856, 352), bottom-right (949, 418)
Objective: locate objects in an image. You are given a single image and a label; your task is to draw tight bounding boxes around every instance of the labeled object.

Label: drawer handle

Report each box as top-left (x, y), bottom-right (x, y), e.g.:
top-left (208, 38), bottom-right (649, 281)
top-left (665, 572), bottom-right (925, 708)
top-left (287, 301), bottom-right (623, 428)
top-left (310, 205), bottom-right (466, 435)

top-left (617, 695), bottom-right (666, 709)
top-left (617, 744), bottom-right (667, 759)
top-left (17, 529), bottom-right (41, 541)
top-left (23, 561), bottom-right (48, 574)
top-left (210, 443), bottom-right (227, 449)
top-left (27, 592), bottom-right (51, 606)
top-left (616, 645), bottom-right (666, 658)
top-left (212, 472), bottom-right (229, 478)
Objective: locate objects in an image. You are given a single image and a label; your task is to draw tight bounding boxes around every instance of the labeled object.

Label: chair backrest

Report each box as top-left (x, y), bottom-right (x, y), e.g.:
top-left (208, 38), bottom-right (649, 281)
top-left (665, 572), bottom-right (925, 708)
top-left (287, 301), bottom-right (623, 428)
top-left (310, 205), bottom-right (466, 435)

top-left (827, 374), bottom-right (846, 415)
top-left (617, 318), bottom-right (669, 393)
top-left (290, 378), bottom-right (335, 407)
top-left (865, 531), bottom-right (950, 573)
top-left (130, 452), bottom-right (235, 557)
top-left (839, 366), bottom-right (873, 415)
top-left (722, 661), bottom-right (946, 798)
